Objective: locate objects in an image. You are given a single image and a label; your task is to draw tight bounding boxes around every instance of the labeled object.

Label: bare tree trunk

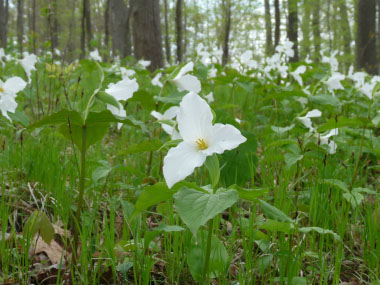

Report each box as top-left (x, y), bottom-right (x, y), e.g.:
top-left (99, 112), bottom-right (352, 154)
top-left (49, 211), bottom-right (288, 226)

top-left (264, 0), bottom-right (273, 55)
top-left (31, 0), bottom-right (37, 54)
top-left (287, 0), bottom-right (298, 61)
top-left (176, 0), bottom-right (183, 63)
top-left (17, 0), bottom-right (24, 56)
top-left (131, 0), bottom-right (163, 71)
top-left (222, 0), bottom-right (232, 66)
top-left (164, 0), bottom-right (171, 63)
top-left (300, 0), bottom-right (311, 59)
top-left (312, 0), bottom-right (320, 61)
top-left (110, 0), bottom-right (132, 58)
top-left (274, 0), bottom-right (280, 48)
top-left (339, 0), bottom-right (351, 57)
top-left (0, 0), bottom-right (9, 49)
top-left (81, 0), bottom-right (92, 58)
top-left (62, 0), bottom-right (77, 62)
top-left (356, 0), bottom-right (377, 74)
top-left (48, 0), bottom-right (58, 56)
top-left (104, 0), bottom-right (110, 60)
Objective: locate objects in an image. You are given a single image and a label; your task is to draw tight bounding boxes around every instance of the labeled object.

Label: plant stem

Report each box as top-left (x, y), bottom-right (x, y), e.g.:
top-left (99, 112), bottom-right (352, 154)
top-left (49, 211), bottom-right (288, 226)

top-left (350, 126), bottom-right (366, 190)
top-left (73, 125), bottom-right (87, 260)
top-left (203, 218), bottom-right (214, 284)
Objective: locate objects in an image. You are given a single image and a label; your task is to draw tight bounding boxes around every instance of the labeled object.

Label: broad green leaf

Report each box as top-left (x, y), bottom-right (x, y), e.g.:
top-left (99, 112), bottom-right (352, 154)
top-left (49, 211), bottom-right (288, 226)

top-left (321, 179), bottom-right (349, 192)
top-left (96, 91), bottom-right (120, 109)
top-left (174, 187), bottom-right (238, 237)
top-left (23, 211), bottom-right (55, 244)
top-left (8, 111), bottom-right (29, 127)
top-left (299, 226), bottom-right (341, 242)
top-left (92, 161), bottom-right (112, 183)
top-left (187, 231), bottom-right (229, 281)
top-left (119, 139), bottom-right (163, 155)
top-left (318, 116), bottom-right (371, 132)
top-left (129, 90), bottom-right (155, 111)
top-left (144, 224), bottom-right (184, 249)
top-left (259, 200), bottom-right (293, 223)
top-left (342, 192), bottom-right (364, 208)
top-left (284, 152), bottom-right (303, 168)
top-left (204, 154), bottom-right (220, 188)
top-left (228, 185), bottom-right (268, 201)
top-left (308, 94), bottom-right (341, 106)
top-left (258, 219), bottom-right (294, 233)
top-left (271, 124), bottom-right (295, 135)
top-left (29, 109), bottom-right (83, 129)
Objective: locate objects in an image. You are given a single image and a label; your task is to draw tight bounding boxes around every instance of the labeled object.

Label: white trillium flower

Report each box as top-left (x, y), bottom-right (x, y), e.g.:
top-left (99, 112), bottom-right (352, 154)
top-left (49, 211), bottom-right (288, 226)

top-left (275, 40), bottom-right (294, 58)
top-left (297, 109), bottom-right (322, 132)
top-left (163, 92), bottom-right (246, 188)
top-left (120, 67), bottom-right (136, 79)
top-left (138, 60), bottom-right (151, 68)
top-left (152, 73), bottom-right (163, 88)
top-left (20, 53), bottom-right (37, 82)
top-left (105, 77), bottom-right (139, 102)
top-left (89, 50), bottom-right (102, 61)
top-left (205, 92), bottom-right (214, 103)
top-left (208, 67), bottom-right (217, 78)
top-left (319, 128), bottom-right (339, 154)
top-left (325, 72), bottom-right (345, 93)
top-left (321, 50), bottom-right (339, 72)
top-left (171, 62), bottom-right (201, 93)
top-left (0, 77), bottom-right (27, 120)
top-left (240, 50), bottom-right (258, 69)
top-left (151, 106), bottom-right (180, 139)
top-left (290, 65), bottom-right (306, 86)
top-left (107, 102), bottom-right (126, 130)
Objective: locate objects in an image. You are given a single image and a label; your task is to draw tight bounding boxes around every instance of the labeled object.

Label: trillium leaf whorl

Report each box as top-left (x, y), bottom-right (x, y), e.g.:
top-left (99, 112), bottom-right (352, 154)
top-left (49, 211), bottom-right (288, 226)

top-left (163, 92), bottom-right (246, 188)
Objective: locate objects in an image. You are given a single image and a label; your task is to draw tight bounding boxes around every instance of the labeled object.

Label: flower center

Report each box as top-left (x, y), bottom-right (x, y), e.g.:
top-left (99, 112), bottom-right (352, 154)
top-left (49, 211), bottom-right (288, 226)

top-left (196, 138), bottom-right (208, 150)
top-left (0, 87), bottom-right (4, 93)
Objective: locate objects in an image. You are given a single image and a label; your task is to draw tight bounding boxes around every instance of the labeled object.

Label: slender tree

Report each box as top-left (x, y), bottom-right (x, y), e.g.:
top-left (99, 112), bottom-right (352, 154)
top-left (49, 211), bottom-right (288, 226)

top-left (131, 0), bottom-right (163, 71)
top-left (312, 0), bottom-right (321, 61)
top-left (0, 0), bottom-right (9, 49)
top-left (300, 0), bottom-right (311, 58)
top-left (164, 0), bottom-right (171, 63)
top-left (176, 0), bottom-right (183, 63)
top-left (356, 0), bottom-right (377, 74)
top-left (264, 0), bottom-right (273, 55)
top-left (339, 0), bottom-right (351, 57)
top-left (110, 0), bottom-right (132, 58)
top-left (221, 0), bottom-right (232, 66)
top-left (81, 0), bottom-right (92, 58)
top-left (104, 0), bottom-right (110, 60)
top-left (17, 0), bottom-right (24, 55)
top-left (274, 0), bottom-right (280, 48)
top-left (287, 0), bottom-right (298, 61)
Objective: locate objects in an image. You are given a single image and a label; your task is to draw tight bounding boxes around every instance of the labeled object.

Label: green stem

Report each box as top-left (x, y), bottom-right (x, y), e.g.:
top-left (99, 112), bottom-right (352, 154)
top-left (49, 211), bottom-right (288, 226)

top-left (73, 125), bottom-right (87, 260)
top-left (350, 126), bottom-right (366, 190)
top-left (203, 219), bottom-right (214, 284)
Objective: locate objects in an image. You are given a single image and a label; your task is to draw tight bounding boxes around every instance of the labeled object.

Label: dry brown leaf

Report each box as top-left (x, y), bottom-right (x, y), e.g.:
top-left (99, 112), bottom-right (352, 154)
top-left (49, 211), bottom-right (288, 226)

top-left (30, 238), bottom-right (68, 264)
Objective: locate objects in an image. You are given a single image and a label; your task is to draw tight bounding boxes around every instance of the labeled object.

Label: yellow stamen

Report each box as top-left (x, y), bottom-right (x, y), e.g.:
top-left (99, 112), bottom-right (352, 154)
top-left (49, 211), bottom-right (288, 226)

top-left (0, 87), bottom-right (4, 93)
top-left (196, 138), bottom-right (208, 150)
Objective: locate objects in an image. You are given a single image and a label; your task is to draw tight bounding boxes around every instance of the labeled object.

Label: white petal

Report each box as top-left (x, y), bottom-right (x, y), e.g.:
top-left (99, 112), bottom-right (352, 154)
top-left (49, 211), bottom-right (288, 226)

top-left (0, 96), bottom-right (17, 120)
top-left (297, 117), bottom-right (314, 132)
top-left (163, 142), bottom-right (206, 188)
top-left (205, 92), bottom-right (214, 103)
top-left (177, 92), bottom-right (213, 143)
top-left (172, 74), bottom-right (201, 93)
top-left (4, 77), bottom-right (27, 95)
top-left (163, 106), bottom-right (179, 120)
top-left (151, 110), bottom-right (163, 120)
top-left (204, 123), bottom-right (247, 156)
top-left (174, 62), bottom-right (194, 79)
top-left (105, 77), bottom-right (139, 102)
top-left (305, 109), bottom-right (322, 118)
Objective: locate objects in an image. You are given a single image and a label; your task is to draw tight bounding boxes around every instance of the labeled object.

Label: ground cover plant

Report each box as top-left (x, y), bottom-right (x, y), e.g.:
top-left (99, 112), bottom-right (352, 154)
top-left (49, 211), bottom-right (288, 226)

top-left (0, 41), bottom-right (379, 284)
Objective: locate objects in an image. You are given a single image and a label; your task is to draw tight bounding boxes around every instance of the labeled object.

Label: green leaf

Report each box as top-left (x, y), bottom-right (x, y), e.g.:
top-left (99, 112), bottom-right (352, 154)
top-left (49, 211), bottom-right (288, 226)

top-left (187, 231), bottom-right (229, 281)
top-left (174, 187), bottom-right (238, 237)
top-left (144, 224), bottom-right (184, 249)
top-left (259, 200), bottom-right (293, 223)
top-left (92, 160), bottom-right (112, 183)
top-left (132, 182), bottom-right (177, 218)
top-left (228, 185), bottom-right (268, 201)
top-left (158, 139), bottom-right (182, 151)
top-left (8, 111), bottom-right (30, 127)
top-left (204, 154), bottom-right (220, 188)
top-left (258, 219), bottom-right (294, 233)
top-left (271, 124), bottom-right (295, 135)
top-left (342, 191), bottom-right (364, 208)
top-left (318, 116), bottom-right (371, 132)
top-left (308, 95), bottom-right (341, 106)
top-left (284, 152), bottom-right (303, 168)
top-left (321, 179), bottom-right (349, 192)
top-left (96, 91), bottom-right (120, 109)
top-left (299, 226), bottom-right (341, 242)
top-left (23, 211), bottom-right (55, 244)
top-left (29, 109), bottom-right (83, 129)
top-left (119, 139), bottom-right (163, 155)
top-left (129, 90), bottom-right (155, 112)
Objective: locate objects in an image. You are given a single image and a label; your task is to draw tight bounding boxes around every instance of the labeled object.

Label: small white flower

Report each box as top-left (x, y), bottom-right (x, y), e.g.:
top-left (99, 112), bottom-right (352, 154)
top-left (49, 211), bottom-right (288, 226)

top-left (275, 40), bottom-right (294, 58)
top-left (163, 92), bottom-right (246, 188)
top-left (105, 77), bottom-right (139, 102)
top-left (240, 50), bottom-right (258, 69)
top-left (138, 59), bottom-right (151, 68)
top-left (0, 77), bottom-right (27, 120)
top-left (319, 128), bottom-right (339, 154)
top-left (20, 53), bottom-right (37, 82)
top-left (120, 67), bottom-right (136, 79)
top-left (290, 65), bottom-right (306, 86)
top-left (107, 102), bottom-right (126, 130)
top-left (152, 73), bottom-right (163, 88)
top-left (321, 50), bottom-right (339, 72)
top-left (171, 62), bottom-right (201, 93)
top-left (151, 106), bottom-right (180, 139)
top-left (297, 109), bottom-right (322, 132)
top-left (205, 92), bottom-right (214, 103)
top-left (89, 49), bottom-right (102, 61)
top-left (325, 72), bottom-right (345, 93)
top-left (208, 67), bottom-right (217, 78)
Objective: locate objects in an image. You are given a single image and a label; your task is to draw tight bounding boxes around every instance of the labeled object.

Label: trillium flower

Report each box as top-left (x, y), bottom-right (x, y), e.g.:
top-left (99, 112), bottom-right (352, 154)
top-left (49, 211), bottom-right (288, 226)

top-left (319, 128), bottom-right (339, 154)
top-left (152, 73), bottom-right (163, 88)
top-left (208, 67), bottom-right (217, 78)
top-left (239, 50), bottom-right (258, 69)
top-left (151, 106), bottom-right (180, 139)
top-left (107, 103), bottom-right (126, 130)
top-left (321, 50), bottom-right (339, 72)
top-left (163, 92), bottom-right (246, 188)
top-left (89, 49), bottom-right (102, 61)
top-left (105, 77), bottom-right (139, 102)
top-left (290, 65), bottom-right (306, 86)
top-left (20, 53), bottom-right (37, 82)
top-left (138, 59), bottom-right (151, 68)
top-left (325, 72), bottom-right (345, 93)
top-left (171, 62), bottom-right (201, 93)
top-left (275, 40), bottom-right (294, 58)
top-left (120, 67), bottom-right (136, 79)
top-left (0, 77), bottom-right (27, 120)
top-left (297, 109), bottom-right (322, 132)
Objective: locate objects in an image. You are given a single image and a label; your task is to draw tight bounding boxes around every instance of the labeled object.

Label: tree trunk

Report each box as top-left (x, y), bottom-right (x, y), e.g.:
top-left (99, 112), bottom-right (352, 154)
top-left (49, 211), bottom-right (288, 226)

top-left (274, 0), bottom-right (280, 47)
top-left (104, 0), bottom-right (110, 60)
top-left (287, 0), bottom-right (298, 61)
top-left (131, 0), bottom-right (163, 71)
top-left (264, 0), bottom-right (273, 55)
top-left (300, 0), bottom-right (311, 59)
top-left (17, 0), bottom-right (24, 56)
top-left (222, 0), bottom-right (232, 66)
top-left (176, 0), bottom-right (183, 63)
top-left (312, 0), bottom-right (320, 61)
top-left (339, 0), bottom-right (351, 57)
top-left (0, 0), bottom-right (9, 49)
top-left (356, 0), bottom-right (377, 74)
top-left (110, 0), bottom-right (132, 58)
top-left (164, 0), bottom-right (171, 63)
top-left (81, 0), bottom-right (92, 58)
top-left (31, 0), bottom-right (37, 54)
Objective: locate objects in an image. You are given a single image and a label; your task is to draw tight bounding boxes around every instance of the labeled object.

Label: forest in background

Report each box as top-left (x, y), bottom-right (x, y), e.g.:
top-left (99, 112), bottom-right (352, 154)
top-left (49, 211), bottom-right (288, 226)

top-left (0, 0), bottom-right (378, 73)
